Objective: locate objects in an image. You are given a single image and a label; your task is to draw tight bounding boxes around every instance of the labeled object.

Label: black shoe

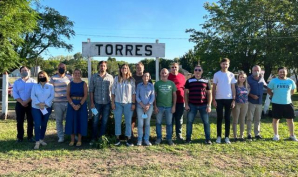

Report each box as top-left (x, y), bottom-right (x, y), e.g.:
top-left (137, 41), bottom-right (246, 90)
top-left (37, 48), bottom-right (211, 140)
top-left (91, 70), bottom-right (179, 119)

top-left (238, 138), bottom-right (245, 142)
top-left (177, 136), bottom-right (184, 141)
top-left (234, 138), bottom-right (238, 142)
top-left (28, 138), bottom-right (35, 142)
top-left (255, 135), bottom-right (262, 140)
top-left (126, 139), bottom-right (134, 147)
top-left (114, 139), bottom-right (121, 146)
top-left (185, 139), bottom-right (191, 144)
top-left (247, 135), bottom-right (253, 141)
top-left (17, 139), bottom-right (23, 143)
top-left (205, 140), bottom-right (212, 145)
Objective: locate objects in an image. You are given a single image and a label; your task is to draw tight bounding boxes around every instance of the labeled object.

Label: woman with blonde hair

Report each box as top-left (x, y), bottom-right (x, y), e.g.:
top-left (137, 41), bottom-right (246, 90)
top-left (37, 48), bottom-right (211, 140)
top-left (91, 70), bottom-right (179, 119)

top-left (111, 64), bottom-right (136, 146)
top-left (232, 71), bottom-right (249, 141)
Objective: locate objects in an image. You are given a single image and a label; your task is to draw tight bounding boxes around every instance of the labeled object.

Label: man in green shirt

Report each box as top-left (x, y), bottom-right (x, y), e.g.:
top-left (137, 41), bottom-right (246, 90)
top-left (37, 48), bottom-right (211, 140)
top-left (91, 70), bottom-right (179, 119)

top-left (154, 68), bottom-right (177, 145)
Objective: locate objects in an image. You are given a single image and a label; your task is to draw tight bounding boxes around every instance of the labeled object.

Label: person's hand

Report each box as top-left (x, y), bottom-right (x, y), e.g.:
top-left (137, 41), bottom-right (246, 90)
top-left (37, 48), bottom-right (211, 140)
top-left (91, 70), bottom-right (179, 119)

top-left (212, 100), bottom-right (217, 108)
top-left (231, 101), bottom-right (235, 109)
top-left (131, 104), bottom-right (135, 111)
top-left (111, 102), bottom-right (115, 110)
top-left (39, 103), bottom-right (45, 109)
top-left (91, 103), bottom-right (95, 109)
top-left (144, 104), bottom-right (150, 112)
top-left (21, 100), bottom-right (28, 107)
top-left (252, 94), bottom-right (259, 100)
top-left (154, 106), bottom-right (159, 114)
top-left (206, 106), bottom-right (211, 113)
top-left (185, 105), bottom-right (190, 111)
top-left (171, 106), bottom-right (176, 114)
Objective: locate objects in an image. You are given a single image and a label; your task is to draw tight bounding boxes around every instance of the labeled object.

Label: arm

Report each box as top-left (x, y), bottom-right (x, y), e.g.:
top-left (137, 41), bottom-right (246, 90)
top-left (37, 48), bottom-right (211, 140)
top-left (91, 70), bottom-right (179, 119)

top-left (30, 84), bottom-right (40, 108)
top-left (89, 75), bottom-right (95, 108)
top-left (111, 94), bottom-right (115, 110)
top-left (184, 88), bottom-right (190, 111)
top-left (172, 91), bottom-right (177, 113)
top-left (206, 90), bottom-right (212, 113)
top-left (212, 83), bottom-right (217, 107)
top-left (44, 85), bottom-right (55, 108)
top-left (66, 83), bottom-right (76, 110)
top-left (267, 88), bottom-right (273, 97)
top-left (80, 82), bottom-right (88, 105)
top-left (231, 83), bottom-right (236, 108)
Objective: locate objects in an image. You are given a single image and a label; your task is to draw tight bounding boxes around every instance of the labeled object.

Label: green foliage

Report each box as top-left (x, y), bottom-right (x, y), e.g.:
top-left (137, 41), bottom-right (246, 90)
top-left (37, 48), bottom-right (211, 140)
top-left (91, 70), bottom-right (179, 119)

top-left (0, 0), bottom-right (38, 72)
top-left (93, 136), bottom-right (112, 149)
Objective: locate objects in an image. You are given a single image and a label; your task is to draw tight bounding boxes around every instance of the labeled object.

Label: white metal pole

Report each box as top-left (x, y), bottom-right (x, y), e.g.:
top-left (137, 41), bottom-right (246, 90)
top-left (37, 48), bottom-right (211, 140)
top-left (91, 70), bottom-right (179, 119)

top-left (87, 38), bottom-right (92, 84)
top-left (155, 39), bottom-right (159, 81)
top-left (2, 72), bottom-right (8, 120)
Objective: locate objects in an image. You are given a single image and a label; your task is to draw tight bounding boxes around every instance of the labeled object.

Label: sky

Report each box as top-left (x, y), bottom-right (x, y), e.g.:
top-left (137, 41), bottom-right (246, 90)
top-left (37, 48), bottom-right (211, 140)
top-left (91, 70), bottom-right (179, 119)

top-left (39, 0), bottom-right (217, 63)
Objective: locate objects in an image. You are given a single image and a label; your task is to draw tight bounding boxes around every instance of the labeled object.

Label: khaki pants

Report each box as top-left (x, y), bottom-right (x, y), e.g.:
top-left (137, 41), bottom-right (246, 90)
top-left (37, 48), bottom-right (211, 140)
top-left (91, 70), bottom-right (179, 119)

top-left (246, 103), bottom-right (263, 136)
top-left (232, 103), bottom-right (248, 138)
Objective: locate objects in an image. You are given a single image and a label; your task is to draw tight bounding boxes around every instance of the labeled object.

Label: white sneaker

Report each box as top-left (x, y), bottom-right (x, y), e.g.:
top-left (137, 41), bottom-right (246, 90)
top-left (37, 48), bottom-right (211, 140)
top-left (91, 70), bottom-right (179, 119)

top-left (58, 138), bottom-right (64, 143)
top-left (137, 141), bottom-right (142, 146)
top-left (216, 137), bottom-right (221, 144)
top-left (225, 137), bottom-right (231, 144)
top-left (273, 134), bottom-right (280, 141)
top-left (144, 141), bottom-right (152, 146)
top-left (34, 142), bottom-right (40, 150)
top-left (40, 140), bottom-right (47, 146)
top-left (290, 135), bottom-right (298, 141)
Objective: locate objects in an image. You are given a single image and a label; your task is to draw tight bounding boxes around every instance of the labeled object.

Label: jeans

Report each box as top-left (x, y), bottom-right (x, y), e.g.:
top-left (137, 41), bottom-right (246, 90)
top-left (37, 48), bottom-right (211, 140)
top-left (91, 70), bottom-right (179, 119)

top-left (92, 103), bottom-right (111, 139)
top-left (53, 102), bottom-right (68, 139)
top-left (172, 103), bottom-right (184, 138)
top-left (156, 107), bottom-right (173, 140)
top-left (113, 102), bottom-right (133, 137)
top-left (15, 102), bottom-right (34, 140)
top-left (186, 103), bottom-right (210, 141)
top-left (137, 105), bottom-right (153, 141)
top-left (32, 107), bottom-right (52, 141)
top-left (216, 99), bottom-right (233, 138)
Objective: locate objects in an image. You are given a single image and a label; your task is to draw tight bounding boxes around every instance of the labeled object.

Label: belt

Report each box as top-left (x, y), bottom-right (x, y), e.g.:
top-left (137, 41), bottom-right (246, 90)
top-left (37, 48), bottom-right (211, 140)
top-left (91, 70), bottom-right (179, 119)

top-left (71, 96), bottom-right (83, 100)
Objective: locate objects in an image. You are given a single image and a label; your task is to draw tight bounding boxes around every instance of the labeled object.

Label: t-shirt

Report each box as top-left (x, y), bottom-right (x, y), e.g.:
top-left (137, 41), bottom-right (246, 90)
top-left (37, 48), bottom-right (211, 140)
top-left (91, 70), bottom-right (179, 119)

top-left (50, 74), bottom-right (73, 102)
top-left (154, 80), bottom-right (177, 107)
top-left (247, 75), bottom-right (267, 104)
top-left (267, 78), bottom-right (296, 104)
top-left (235, 85), bottom-right (248, 103)
top-left (184, 77), bottom-right (211, 106)
top-left (132, 74), bottom-right (152, 88)
top-left (213, 71), bottom-right (237, 99)
top-left (168, 73), bottom-right (185, 103)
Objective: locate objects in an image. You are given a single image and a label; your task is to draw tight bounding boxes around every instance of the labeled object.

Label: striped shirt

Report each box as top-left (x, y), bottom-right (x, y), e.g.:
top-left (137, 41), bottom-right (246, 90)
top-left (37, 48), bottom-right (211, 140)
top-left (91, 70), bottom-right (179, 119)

top-left (89, 72), bottom-right (114, 104)
top-left (50, 74), bottom-right (73, 102)
top-left (184, 77), bottom-right (211, 106)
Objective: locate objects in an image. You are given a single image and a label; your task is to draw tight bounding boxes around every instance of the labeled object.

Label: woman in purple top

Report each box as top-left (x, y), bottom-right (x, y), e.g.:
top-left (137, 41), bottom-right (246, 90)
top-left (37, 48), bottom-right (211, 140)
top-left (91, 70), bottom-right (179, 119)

top-left (232, 71), bottom-right (249, 141)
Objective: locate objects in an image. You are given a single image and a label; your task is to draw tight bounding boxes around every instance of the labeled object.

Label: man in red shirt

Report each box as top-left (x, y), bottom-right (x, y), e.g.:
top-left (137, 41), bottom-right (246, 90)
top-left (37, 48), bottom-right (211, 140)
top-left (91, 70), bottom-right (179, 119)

top-left (168, 62), bottom-right (186, 140)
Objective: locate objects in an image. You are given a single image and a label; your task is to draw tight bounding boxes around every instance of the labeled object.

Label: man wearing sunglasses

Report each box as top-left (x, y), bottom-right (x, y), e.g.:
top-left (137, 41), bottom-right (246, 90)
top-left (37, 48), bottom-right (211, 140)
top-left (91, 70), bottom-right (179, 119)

top-left (184, 66), bottom-right (212, 144)
top-left (168, 62), bottom-right (186, 141)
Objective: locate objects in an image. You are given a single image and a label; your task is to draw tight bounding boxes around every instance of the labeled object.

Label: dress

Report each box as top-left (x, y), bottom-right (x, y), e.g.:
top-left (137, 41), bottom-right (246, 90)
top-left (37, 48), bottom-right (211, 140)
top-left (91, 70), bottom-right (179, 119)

top-left (65, 81), bottom-right (88, 136)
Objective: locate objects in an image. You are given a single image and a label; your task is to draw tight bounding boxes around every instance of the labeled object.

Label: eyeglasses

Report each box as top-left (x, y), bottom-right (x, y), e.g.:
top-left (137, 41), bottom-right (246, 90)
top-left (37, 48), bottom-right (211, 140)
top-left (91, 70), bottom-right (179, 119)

top-left (194, 69), bottom-right (202, 72)
top-left (171, 67), bottom-right (177, 69)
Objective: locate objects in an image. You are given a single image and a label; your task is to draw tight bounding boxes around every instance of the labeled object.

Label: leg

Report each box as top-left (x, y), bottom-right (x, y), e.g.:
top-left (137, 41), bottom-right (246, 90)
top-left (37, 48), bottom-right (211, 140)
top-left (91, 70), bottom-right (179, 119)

top-left (136, 107), bottom-right (144, 142)
top-left (286, 119), bottom-right (295, 136)
top-left (124, 103), bottom-right (133, 138)
top-left (113, 102), bottom-right (123, 137)
top-left (174, 103), bottom-right (184, 138)
top-left (99, 103), bottom-right (111, 137)
top-left (199, 105), bottom-right (210, 141)
top-left (40, 107), bottom-right (52, 140)
top-left (186, 103), bottom-right (197, 141)
top-left (32, 108), bottom-right (42, 142)
top-left (131, 107), bottom-right (137, 137)
top-left (92, 103), bottom-right (101, 140)
top-left (246, 103), bottom-right (256, 136)
top-left (53, 102), bottom-right (65, 140)
top-left (25, 103), bottom-right (34, 139)
top-left (253, 104), bottom-right (263, 136)
top-left (223, 99), bottom-right (233, 138)
top-left (272, 118), bottom-right (279, 135)
top-left (15, 102), bottom-right (26, 140)
top-left (216, 100), bottom-right (224, 137)
top-left (155, 107), bottom-right (164, 139)
top-left (165, 107), bottom-right (173, 140)
top-left (231, 103), bottom-right (241, 139)
top-left (144, 105), bottom-right (153, 142)
top-left (239, 103), bottom-right (248, 138)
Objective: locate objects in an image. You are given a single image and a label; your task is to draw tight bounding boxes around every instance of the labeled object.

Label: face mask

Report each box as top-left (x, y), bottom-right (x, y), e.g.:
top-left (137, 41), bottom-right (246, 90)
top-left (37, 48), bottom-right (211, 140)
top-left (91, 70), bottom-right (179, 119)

top-left (39, 77), bottom-right (46, 82)
top-left (59, 68), bottom-right (65, 74)
top-left (252, 71), bottom-right (260, 77)
top-left (21, 71), bottom-right (28, 78)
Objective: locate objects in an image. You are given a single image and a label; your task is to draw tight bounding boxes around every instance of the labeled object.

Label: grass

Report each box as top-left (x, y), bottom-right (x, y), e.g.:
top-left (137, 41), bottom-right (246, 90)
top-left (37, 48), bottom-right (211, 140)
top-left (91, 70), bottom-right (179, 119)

top-left (1, 116), bottom-right (298, 176)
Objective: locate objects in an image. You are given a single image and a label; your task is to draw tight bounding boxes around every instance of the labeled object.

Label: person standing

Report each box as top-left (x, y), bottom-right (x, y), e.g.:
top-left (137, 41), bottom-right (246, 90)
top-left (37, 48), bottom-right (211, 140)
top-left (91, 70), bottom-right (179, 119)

top-left (267, 67), bottom-right (297, 141)
top-left (89, 61), bottom-right (114, 143)
top-left (136, 72), bottom-right (155, 146)
top-left (111, 64), bottom-right (136, 147)
top-left (13, 66), bottom-right (36, 142)
top-left (154, 68), bottom-right (177, 145)
top-left (31, 71), bottom-right (54, 149)
top-left (50, 63), bottom-right (72, 143)
top-left (246, 65), bottom-right (267, 141)
top-left (212, 58), bottom-right (236, 144)
top-left (232, 71), bottom-right (249, 141)
top-left (168, 62), bottom-right (186, 141)
top-left (65, 69), bottom-right (88, 146)
top-left (184, 65), bottom-right (212, 144)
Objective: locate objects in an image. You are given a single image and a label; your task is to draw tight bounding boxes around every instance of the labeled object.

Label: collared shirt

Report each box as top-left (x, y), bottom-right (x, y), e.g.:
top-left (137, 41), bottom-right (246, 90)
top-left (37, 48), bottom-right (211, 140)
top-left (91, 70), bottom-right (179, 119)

top-left (31, 83), bottom-right (55, 109)
top-left (184, 76), bottom-right (211, 106)
top-left (136, 82), bottom-right (155, 108)
top-left (89, 72), bottom-right (114, 104)
top-left (112, 76), bottom-right (136, 103)
top-left (13, 77), bottom-right (36, 101)
top-left (247, 75), bottom-right (267, 104)
top-left (50, 74), bottom-right (72, 102)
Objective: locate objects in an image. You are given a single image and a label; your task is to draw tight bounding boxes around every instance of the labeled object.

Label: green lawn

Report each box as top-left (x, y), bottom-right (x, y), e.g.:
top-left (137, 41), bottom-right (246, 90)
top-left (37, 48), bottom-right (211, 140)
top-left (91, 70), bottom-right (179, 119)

top-left (1, 116), bottom-right (298, 176)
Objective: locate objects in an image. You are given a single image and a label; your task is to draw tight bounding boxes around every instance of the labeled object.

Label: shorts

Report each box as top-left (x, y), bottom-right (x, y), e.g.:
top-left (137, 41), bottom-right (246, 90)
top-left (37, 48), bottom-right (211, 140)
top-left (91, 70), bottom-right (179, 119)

top-left (272, 103), bottom-right (295, 119)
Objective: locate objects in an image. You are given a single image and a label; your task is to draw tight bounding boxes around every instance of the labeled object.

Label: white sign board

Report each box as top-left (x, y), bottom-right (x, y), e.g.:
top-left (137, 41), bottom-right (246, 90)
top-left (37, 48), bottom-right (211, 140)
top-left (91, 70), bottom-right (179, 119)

top-left (82, 42), bottom-right (165, 57)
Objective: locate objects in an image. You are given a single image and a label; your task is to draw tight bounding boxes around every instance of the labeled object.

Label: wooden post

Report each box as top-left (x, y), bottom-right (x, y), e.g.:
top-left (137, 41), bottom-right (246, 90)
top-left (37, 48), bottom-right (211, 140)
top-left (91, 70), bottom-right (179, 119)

top-left (155, 39), bottom-right (160, 81)
top-left (2, 72), bottom-right (8, 120)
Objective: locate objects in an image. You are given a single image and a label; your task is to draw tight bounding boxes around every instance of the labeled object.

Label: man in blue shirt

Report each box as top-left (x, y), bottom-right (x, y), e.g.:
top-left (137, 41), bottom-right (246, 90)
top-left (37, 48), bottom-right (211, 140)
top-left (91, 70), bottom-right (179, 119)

top-left (13, 66), bottom-right (36, 142)
top-left (267, 67), bottom-right (297, 141)
top-left (247, 65), bottom-right (267, 141)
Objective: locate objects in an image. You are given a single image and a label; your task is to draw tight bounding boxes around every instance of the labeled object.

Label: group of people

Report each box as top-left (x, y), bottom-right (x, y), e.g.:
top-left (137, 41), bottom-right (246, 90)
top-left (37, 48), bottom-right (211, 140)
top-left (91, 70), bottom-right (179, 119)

top-left (13, 58), bottom-right (297, 149)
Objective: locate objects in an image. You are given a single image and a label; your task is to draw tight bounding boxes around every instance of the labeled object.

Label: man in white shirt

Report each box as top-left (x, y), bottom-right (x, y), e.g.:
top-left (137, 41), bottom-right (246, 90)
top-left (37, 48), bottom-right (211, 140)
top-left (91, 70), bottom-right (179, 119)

top-left (212, 58), bottom-right (236, 144)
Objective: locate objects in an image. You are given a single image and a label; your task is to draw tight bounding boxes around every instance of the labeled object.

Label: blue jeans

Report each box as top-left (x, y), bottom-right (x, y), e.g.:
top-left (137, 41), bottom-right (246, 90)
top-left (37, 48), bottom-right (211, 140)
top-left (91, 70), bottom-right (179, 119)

top-left (32, 107), bottom-right (52, 141)
top-left (137, 105), bottom-right (153, 141)
top-left (113, 102), bottom-right (133, 137)
top-left (92, 103), bottom-right (111, 139)
top-left (156, 107), bottom-right (173, 140)
top-left (172, 103), bottom-right (184, 137)
top-left (186, 104), bottom-right (210, 141)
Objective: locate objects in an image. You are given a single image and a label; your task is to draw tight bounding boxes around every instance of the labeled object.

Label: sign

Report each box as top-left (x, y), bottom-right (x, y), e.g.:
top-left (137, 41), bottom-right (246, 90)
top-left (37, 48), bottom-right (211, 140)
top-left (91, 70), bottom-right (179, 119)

top-left (82, 42), bottom-right (165, 57)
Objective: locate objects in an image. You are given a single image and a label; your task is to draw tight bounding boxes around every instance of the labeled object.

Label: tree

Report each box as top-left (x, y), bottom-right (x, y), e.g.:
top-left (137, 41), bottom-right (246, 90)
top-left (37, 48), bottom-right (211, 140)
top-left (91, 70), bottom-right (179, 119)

top-left (187, 0), bottom-right (298, 81)
top-left (16, 6), bottom-right (75, 65)
top-left (0, 0), bottom-right (38, 72)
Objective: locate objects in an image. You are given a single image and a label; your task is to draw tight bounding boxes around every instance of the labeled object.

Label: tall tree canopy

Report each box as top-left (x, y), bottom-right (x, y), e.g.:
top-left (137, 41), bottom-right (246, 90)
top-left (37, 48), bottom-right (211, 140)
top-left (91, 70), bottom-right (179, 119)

top-left (187, 0), bottom-right (298, 81)
top-left (0, 0), bottom-right (38, 72)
